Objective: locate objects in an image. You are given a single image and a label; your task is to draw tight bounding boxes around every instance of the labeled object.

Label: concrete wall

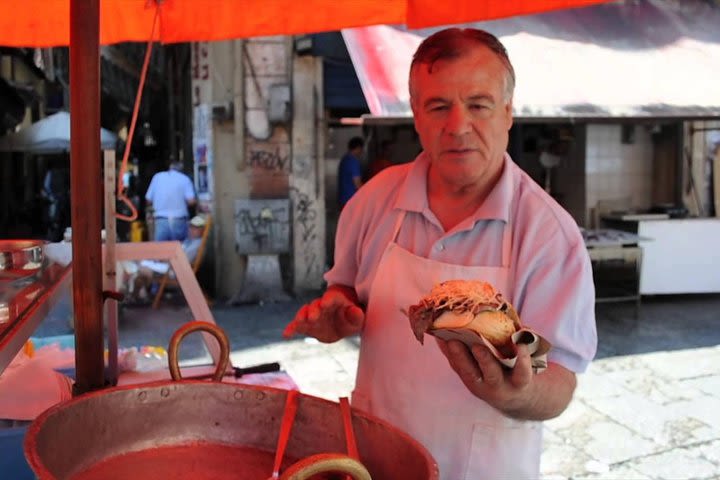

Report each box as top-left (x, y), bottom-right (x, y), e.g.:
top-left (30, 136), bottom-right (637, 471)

top-left (291, 55), bottom-right (325, 293)
top-left (194, 38), bottom-right (325, 300)
top-left (196, 41), bottom-right (250, 300)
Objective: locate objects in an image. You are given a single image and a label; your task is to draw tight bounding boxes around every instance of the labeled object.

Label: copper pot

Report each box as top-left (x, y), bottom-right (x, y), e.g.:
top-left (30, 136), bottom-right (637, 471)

top-left (24, 322), bottom-right (439, 479)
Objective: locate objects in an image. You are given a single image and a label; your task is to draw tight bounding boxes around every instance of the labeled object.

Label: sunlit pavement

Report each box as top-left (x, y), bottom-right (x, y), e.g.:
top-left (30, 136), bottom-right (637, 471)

top-left (104, 293), bottom-right (720, 479)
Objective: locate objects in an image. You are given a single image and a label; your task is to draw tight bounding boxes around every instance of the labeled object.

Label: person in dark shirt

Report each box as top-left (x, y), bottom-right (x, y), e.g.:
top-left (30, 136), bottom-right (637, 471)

top-left (337, 136), bottom-right (364, 208)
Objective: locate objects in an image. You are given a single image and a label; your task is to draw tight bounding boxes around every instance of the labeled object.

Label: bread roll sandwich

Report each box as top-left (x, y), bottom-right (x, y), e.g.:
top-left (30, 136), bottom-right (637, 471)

top-left (407, 280), bottom-right (521, 357)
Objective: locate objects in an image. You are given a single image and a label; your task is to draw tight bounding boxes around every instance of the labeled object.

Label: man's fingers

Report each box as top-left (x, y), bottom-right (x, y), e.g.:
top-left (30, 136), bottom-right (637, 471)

top-left (343, 305), bottom-right (364, 326)
top-left (472, 344), bottom-right (502, 386)
top-left (319, 290), bottom-right (347, 310)
top-left (293, 303), bottom-right (309, 323)
top-left (509, 344), bottom-right (533, 388)
top-left (442, 339), bottom-right (483, 386)
top-left (283, 304), bottom-right (309, 338)
top-left (282, 321), bottom-right (297, 338)
top-left (335, 305), bottom-right (364, 337)
top-left (306, 298), bottom-right (323, 324)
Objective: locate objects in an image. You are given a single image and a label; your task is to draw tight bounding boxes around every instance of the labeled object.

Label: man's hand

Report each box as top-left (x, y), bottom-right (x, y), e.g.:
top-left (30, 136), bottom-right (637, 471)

top-left (436, 339), bottom-right (576, 421)
top-left (283, 285), bottom-right (365, 343)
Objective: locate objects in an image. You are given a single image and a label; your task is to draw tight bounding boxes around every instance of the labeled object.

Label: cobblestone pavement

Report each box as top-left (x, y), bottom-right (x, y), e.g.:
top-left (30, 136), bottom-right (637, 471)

top-left (101, 293), bottom-right (720, 479)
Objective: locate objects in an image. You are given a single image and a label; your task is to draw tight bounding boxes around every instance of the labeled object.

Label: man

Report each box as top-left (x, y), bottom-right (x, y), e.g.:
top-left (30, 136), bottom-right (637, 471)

top-left (284, 28), bottom-right (597, 479)
top-left (145, 160), bottom-right (197, 241)
top-left (124, 215), bottom-right (206, 302)
top-left (337, 136), bottom-right (364, 208)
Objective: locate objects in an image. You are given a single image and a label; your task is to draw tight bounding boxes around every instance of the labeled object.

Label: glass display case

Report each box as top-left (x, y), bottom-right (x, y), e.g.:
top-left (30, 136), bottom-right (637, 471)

top-left (0, 245), bottom-right (72, 376)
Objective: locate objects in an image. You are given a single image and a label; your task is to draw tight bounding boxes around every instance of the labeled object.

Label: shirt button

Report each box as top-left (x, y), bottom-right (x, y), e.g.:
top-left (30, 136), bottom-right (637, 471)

top-left (436, 243), bottom-right (445, 251)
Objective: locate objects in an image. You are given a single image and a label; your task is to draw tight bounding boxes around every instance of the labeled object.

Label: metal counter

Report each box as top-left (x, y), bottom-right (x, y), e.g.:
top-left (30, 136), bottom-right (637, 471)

top-left (583, 229), bottom-right (645, 318)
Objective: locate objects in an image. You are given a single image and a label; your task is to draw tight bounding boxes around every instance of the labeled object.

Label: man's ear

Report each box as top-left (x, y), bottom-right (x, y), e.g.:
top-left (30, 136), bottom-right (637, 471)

top-left (410, 96), bottom-right (421, 135)
top-left (504, 98), bottom-right (514, 131)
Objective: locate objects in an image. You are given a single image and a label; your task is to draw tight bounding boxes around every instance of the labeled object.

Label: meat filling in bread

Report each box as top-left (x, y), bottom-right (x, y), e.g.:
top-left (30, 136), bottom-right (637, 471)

top-left (407, 280), bottom-right (521, 356)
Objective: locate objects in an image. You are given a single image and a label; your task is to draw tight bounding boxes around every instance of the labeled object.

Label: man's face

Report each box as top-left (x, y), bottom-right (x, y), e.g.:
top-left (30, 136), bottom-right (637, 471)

top-left (189, 225), bottom-right (203, 238)
top-left (410, 45), bottom-right (513, 189)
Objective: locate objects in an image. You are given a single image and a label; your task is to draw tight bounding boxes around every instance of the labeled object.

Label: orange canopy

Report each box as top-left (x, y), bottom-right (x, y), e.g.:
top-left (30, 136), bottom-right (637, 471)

top-left (1, 0), bottom-right (611, 46)
top-left (1, 0), bottom-right (613, 394)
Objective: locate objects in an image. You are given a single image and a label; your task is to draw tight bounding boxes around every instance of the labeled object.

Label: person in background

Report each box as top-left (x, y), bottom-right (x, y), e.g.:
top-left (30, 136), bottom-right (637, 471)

top-left (337, 136), bottom-right (364, 209)
top-left (122, 215), bottom-right (206, 302)
top-left (42, 158), bottom-right (70, 242)
top-left (145, 160), bottom-right (196, 241)
top-left (284, 28), bottom-right (597, 479)
top-left (366, 139), bottom-right (395, 181)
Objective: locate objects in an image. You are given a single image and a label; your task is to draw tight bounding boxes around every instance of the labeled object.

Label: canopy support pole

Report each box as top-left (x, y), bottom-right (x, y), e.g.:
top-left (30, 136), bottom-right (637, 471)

top-left (71, 0), bottom-right (105, 395)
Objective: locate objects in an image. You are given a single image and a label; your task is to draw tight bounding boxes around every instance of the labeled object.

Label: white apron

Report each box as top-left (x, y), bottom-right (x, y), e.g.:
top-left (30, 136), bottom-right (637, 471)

top-left (352, 210), bottom-right (542, 480)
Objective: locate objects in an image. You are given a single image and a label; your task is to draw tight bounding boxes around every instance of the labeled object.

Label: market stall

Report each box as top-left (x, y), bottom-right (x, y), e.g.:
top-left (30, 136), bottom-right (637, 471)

top-left (1, 1), bottom-right (614, 478)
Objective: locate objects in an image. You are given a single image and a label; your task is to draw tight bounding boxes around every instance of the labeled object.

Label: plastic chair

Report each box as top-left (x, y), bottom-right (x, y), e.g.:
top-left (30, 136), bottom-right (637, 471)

top-left (152, 215), bottom-right (212, 309)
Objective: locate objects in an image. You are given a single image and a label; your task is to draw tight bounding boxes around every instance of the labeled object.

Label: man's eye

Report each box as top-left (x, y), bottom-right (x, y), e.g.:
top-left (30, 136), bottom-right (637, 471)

top-left (429, 105), bottom-right (448, 112)
top-left (470, 104), bottom-right (490, 111)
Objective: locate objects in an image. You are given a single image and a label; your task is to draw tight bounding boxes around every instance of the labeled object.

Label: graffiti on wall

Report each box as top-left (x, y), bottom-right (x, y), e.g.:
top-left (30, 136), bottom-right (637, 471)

top-left (293, 153), bottom-right (312, 179)
top-left (234, 198), bottom-right (290, 254)
top-left (247, 141), bottom-right (291, 198)
top-left (290, 187), bottom-right (321, 282)
top-left (248, 145), bottom-right (290, 173)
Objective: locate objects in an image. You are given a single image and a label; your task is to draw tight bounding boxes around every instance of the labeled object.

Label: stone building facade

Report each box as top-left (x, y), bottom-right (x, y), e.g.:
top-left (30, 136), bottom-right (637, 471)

top-left (191, 38), bottom-right (325, 301)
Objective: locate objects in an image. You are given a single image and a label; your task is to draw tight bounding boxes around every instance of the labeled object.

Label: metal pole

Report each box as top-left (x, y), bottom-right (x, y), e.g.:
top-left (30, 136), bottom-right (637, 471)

top-left (70, 0), bottom-right (105, 394)
top-left (104, 151), bottom-right (119, 385)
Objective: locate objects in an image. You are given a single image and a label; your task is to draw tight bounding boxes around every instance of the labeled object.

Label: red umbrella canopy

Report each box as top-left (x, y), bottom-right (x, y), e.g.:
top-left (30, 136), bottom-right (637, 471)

top-left (2, 0), bottom-right (611, 46)
top-left (0, 0), bottom-right (612, 395)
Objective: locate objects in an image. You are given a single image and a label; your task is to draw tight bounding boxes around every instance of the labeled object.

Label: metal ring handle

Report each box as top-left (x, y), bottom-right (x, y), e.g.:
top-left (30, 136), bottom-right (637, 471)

top-left (168, 321), bottom-right (230, 382)
top-left (280, 453), bottom-right (372, 480)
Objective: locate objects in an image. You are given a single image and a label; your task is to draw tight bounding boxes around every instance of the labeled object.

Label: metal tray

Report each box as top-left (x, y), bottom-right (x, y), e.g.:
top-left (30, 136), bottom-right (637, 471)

top-left (0, 240), bottom-right (46, 281)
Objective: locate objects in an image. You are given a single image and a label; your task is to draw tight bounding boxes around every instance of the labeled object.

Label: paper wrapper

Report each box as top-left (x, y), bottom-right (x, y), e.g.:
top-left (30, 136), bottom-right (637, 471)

top-left (430, 327), bottom-right (552, 373)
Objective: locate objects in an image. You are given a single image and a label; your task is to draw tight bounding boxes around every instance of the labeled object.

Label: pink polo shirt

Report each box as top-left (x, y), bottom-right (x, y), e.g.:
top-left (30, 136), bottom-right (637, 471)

top-left (325, 152), bottom-right (597, 373)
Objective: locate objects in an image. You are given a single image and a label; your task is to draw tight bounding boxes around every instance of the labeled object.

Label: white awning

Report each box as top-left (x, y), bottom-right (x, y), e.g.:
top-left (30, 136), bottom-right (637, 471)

top-left (342, 0), bottom-right (720, 121)
top-left (0, 111), bottom-right (118, 154)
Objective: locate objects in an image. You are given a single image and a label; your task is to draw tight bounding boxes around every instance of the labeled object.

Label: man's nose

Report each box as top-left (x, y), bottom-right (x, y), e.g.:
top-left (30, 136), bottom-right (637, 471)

top-left (443, 105), bottom-right (472, 136)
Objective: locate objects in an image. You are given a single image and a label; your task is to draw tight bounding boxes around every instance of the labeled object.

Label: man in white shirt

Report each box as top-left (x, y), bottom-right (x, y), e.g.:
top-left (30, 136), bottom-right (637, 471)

top-left (145, 161), bottom-right (197, 241)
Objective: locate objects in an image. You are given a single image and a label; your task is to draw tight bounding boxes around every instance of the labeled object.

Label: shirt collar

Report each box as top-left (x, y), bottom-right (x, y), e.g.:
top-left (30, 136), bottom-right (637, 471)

top-left (394, 151), bottom-right (514, 223)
